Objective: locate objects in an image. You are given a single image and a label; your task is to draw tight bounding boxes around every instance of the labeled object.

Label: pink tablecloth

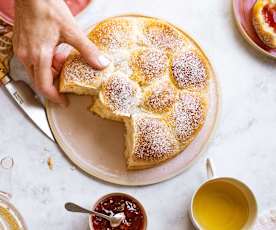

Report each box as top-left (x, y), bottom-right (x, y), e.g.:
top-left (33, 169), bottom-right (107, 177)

top-left (0, 0), bottom-right (91, 25)
top-left (0, 19), bottom-right (13, 70)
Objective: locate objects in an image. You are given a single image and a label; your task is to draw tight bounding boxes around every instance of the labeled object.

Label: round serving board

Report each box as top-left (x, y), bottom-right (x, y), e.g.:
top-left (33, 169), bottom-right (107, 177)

top-left (46, 15), bottom-right (220, 186)
top-left (232, 0), bottom-right (276, 59)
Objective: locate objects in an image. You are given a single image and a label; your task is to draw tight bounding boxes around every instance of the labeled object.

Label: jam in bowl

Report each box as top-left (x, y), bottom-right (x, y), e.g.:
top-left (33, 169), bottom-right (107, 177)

top-left (89, 193), bottom-right (147, 230)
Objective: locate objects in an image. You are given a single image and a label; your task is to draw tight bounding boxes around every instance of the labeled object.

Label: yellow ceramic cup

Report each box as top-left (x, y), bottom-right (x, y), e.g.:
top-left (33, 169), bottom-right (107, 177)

top-left (190, 159), bottom-right (257, 230)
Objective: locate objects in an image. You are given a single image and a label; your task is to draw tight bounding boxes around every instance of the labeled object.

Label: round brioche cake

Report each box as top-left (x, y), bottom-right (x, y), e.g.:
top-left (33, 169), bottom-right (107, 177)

top-left (59, 15), bottom-right (215, 170)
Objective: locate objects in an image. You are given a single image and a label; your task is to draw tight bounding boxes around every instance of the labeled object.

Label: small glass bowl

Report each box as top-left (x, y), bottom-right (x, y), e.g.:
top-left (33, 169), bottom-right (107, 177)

top-left (89, 193), bottom-right (147, 230)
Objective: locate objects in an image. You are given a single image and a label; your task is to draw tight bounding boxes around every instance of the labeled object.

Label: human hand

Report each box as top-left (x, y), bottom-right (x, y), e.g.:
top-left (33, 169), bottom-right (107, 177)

top-left (13, 0), bottom-right (110, 105)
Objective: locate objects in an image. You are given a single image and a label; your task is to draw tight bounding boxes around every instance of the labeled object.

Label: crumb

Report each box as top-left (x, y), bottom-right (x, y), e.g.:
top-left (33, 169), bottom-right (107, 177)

top-left (43, 147), bottom-right (50, 152)
top-left (70, 166), bottom-right (76, 171)
top-left (47, 157), bottom-right (54, 170)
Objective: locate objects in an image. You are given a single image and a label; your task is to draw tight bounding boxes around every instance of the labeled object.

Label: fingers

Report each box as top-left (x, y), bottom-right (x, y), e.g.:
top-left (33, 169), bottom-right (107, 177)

top-left (14, 44), bottom-right (67, 105)
top-left (33, 49), bottom-right (67, 105)
top-left (62, 28), bottom-right (110, 70)
top-left (52, 67), bottom-right (59, 79)
top-left (52, 52), bottom-right (67, 72)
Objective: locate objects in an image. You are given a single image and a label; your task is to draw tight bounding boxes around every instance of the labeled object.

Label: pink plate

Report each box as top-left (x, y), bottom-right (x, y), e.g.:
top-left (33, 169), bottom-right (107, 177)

top-left (0, 0), bottom-right (92, 25)
top-left (233, 0), bottom-right (276, 59)
top-left (46, 15), bottom-right (221, 186)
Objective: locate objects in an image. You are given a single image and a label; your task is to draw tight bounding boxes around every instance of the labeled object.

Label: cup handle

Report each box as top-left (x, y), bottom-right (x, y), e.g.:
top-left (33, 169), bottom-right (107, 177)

top-left (206, 158), bottom-right (216, 179)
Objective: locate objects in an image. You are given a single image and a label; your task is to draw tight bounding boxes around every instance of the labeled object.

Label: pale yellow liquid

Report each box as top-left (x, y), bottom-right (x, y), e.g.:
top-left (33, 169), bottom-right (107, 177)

top-left (193, 180), bottom-right (249, 230)
top-left (0, 206), bottom-right (20, 230)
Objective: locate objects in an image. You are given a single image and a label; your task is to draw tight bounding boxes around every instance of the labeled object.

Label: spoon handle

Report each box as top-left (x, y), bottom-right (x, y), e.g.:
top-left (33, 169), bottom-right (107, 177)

top-left (65, 202), bottom-right (111, 221)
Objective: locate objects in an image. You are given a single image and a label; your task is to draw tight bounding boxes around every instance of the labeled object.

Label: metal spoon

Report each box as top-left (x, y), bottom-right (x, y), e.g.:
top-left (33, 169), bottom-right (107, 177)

top-left (65, 202), bottom-right (125, 228)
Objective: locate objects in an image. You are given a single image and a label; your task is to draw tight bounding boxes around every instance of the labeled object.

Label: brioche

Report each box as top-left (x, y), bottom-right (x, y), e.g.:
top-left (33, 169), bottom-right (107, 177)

top-left (60, 53), bottom-right (114, 95)
top-left (60, 16), bottom-right (213, 170)
top-left (252, 0), bottom-right (276, 48)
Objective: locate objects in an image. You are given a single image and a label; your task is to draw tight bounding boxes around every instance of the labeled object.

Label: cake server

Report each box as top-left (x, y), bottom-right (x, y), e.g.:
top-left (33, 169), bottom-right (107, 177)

top-left (0, 62), bottom-right (55, 142)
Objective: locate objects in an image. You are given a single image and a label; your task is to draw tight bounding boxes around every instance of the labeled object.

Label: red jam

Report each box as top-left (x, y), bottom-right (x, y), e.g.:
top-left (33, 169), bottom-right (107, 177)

top-left (262, 4), bottom-right (276, 31)
top-left (92, 195), bottom-right (145, 230)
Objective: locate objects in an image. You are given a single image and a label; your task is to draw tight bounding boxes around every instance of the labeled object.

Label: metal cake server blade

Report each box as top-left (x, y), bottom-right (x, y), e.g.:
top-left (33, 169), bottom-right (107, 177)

top-left (1, 63), bottom-right (55, 142)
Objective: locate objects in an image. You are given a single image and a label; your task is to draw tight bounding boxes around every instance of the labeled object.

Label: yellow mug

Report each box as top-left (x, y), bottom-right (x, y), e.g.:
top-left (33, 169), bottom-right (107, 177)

top-left (190, 159), bottom-right (257, 230)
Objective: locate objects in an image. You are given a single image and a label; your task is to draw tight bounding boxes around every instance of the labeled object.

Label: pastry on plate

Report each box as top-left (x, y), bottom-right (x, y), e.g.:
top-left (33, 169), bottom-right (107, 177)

top-left (252, 0), bottom-right (276, 48)
top-left (59, 16), bottom-right (213, 170)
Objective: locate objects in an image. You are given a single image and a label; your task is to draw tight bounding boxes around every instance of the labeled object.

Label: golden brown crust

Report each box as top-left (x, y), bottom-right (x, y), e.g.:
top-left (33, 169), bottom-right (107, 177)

top-left (141, 18), bottom-right (188, 52)
top-left (99, 73), bottom-right (141, 117)
top-left (142, 81), bottom-right (177, 113)
top-left (171, 49), bottom-right (209, 91)
top-left (89, 18), bottom-right (134, 51)
top-left (252, 0), bottom-right (276, 48)
top-left (165, 92), bottom-right (207, 147)
top-left (126, 115), bottom-right (179, 169)
top-left (130, 48), bottom-right (169, 85)
top-left (60, 54), bottom-right (113, 95)
top-left (59, 15), bottom-right (212, 170)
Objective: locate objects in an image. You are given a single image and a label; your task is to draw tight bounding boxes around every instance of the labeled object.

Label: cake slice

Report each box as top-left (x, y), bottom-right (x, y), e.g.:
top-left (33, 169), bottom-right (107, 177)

top-left (125, 114), bottom-right (179, 169)
top-left (60, 53), bottom-right (114, 95)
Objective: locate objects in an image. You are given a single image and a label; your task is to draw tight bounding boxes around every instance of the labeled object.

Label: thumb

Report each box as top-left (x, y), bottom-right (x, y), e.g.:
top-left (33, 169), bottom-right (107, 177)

top-left (52, 52), bottom-right (67, 73)
top-left (62, 28), bottom-right (110, 70)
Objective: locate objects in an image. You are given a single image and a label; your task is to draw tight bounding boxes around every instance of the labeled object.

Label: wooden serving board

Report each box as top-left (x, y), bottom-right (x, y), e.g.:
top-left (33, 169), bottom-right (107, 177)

top-left (46, 15), bottom-right (221, 186)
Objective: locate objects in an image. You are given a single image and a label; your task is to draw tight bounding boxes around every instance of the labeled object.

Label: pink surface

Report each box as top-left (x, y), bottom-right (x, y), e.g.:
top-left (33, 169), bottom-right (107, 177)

top-left (233, 0), bottom-right (276, 56)
top-left (0, 0), bottom-right (91, 25)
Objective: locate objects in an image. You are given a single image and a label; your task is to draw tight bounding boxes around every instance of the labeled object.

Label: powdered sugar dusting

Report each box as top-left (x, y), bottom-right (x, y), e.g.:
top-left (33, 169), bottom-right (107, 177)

top-left (143, 82), bottom-right (176, 113)
top-left (90, 19), bottom-right (132, 50)
top-left (172, 50), bottom-right (207, 90)
top-left (134, 117), bottom-right (177, 160)
top-left (132, 48), bottom-right (168, 84)
top-left (61, 16), bottom-right (211, 168)
top-left (107, 50), bottom-right (133, 77)
top-left (64, 56), bottom-right (101, 84)
top-left (143, 23), bottom-right (186, 51)
top-left (170, 93), bottom-right (205, 143)
top-left (102, 74), bottom-right (140, 114)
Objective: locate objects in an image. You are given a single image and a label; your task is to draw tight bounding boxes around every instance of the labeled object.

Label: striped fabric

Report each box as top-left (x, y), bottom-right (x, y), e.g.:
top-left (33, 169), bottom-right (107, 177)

top-left (0, 19), bottom-right (13, 71)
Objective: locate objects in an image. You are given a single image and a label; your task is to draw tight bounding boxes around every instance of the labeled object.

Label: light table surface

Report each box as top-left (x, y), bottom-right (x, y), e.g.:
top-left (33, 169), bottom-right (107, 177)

top-left (0, 0), bottom-right (276, 229)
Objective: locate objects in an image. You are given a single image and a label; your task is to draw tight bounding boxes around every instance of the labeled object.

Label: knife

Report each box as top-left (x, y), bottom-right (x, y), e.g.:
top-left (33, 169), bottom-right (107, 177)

top-left (0, 62), bottom-right (55, 142)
